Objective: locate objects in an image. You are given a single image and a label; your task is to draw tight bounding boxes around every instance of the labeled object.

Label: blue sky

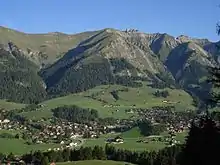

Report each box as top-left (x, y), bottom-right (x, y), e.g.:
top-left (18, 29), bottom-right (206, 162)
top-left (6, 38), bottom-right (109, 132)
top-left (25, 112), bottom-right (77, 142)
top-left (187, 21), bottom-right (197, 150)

top-left (0, 0), bottom-right (219, 41)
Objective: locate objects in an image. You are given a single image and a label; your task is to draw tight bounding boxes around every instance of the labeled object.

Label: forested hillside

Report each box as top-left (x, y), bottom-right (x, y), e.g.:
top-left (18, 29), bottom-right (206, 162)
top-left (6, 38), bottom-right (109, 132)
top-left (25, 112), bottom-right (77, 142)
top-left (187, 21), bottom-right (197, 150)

top-left (0, 43), bottom-right (46, 103)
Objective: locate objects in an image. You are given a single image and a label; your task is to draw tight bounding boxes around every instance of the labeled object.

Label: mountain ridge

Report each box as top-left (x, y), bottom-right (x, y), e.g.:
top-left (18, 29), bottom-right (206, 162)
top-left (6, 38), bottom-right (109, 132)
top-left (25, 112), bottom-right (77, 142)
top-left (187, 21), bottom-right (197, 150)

top-left (0, 26), bottom-right (219, 104)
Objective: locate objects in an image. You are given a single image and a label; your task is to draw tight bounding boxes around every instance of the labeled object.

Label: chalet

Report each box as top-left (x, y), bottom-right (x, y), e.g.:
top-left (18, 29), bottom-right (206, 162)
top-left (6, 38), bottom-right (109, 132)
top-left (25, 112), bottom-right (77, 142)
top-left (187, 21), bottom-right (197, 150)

top-left (106, 136), bottom-right (124, 144)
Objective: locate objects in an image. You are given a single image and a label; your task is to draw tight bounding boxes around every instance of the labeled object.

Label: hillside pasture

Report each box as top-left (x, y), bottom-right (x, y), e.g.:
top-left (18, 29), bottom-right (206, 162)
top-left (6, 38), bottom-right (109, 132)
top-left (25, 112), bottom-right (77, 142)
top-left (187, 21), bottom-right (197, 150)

top-left (0, 100), bottom-right (25, 110)
top-left (20, 84), bottom-right (195, 120)
top-left (0, 138), bottom-right (60, 155)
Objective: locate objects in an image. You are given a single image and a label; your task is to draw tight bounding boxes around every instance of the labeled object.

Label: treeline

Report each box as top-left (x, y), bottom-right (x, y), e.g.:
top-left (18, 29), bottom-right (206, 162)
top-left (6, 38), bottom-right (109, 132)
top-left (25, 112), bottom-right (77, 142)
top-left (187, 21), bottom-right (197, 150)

top-left (52, 105), bottom-right (99, 123)
top-left (0, 144), bottom-right (182, 165)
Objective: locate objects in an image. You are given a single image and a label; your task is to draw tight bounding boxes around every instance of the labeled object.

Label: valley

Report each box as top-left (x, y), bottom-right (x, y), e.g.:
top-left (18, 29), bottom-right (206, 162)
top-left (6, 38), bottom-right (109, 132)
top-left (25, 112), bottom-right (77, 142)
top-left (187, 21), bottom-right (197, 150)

top-left (0, 26), bottom-right (218, 164)
top-left (0, 83), bottom-right (193, 156)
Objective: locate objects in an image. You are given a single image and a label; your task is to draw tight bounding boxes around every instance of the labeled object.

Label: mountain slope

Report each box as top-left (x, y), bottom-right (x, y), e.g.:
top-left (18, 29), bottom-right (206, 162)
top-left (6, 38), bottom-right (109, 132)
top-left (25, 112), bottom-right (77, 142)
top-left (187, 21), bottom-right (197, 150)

top-left (0, 26), bottom-right (98, 66)
top-left (0, 42), bottom-right (47, 103)
top-left (165, 42), bottom-right (216, 102)
top-left (41, 28), bottom-right (218, 101)
top-left (41, 29), bottom-right (175, 96)
top-left (0, 27), bottom-right (219, 104)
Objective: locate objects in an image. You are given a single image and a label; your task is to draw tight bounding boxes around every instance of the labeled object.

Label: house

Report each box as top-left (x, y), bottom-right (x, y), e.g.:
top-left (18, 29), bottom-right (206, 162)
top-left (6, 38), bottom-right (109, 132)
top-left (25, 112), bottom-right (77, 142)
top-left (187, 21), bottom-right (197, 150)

top-left (69, 142), bottom-right (77, 147)
top-left (3, 119), bottom-right (10, 123)
top-left (106, 136), bottom-right (124, 144)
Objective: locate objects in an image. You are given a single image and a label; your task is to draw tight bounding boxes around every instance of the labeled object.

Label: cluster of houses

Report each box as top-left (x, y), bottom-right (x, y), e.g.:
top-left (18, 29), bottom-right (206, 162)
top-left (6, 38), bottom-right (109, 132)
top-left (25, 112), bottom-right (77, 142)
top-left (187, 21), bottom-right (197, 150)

top-left (136, 134), bottom-right (181, 146)
top-left (0, 119), bottom-right (27, 131)
top-left (29, 121), bottom-right (108, 144)
top-left (106, 136), bottom-right (124, 144)
top-left (0, 105), bottom-right (194, 154)
top-left (135, 107), bottom-right (191, 132)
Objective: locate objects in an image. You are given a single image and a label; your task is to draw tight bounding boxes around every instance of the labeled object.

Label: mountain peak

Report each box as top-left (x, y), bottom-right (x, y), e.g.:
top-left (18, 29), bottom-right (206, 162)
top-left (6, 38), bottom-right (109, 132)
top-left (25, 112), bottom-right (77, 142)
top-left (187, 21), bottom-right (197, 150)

top-left (176, 35), bottom-right (192, 42)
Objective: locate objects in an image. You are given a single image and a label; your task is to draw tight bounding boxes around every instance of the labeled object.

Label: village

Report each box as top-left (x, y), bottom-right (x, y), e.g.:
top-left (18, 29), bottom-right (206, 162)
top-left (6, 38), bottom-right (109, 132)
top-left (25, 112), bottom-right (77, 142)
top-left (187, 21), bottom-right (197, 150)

top-left (0, 105), bottom-right (193, 152)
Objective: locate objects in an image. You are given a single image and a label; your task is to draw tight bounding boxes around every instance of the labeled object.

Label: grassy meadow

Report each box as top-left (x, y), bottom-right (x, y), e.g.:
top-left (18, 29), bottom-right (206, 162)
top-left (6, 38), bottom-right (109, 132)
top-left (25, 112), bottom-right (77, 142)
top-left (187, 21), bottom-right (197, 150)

top-left (0, 138), bottom-right (60, 155)
top-left (83, 128), bottom-right (188, 151)
top-left (0, 100), bottom-right (25, 111)
top-left (20, 83), bottom-right (195, 120)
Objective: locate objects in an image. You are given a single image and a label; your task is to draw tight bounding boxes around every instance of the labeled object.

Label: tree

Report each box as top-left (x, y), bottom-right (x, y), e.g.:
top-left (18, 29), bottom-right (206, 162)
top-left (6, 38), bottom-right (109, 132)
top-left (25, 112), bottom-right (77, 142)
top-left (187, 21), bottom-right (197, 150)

top-left (110, 90), bottom-right (119, 100)
top-left (92, 146), bottom-right (106, 160)
top-left (15, 133), bottom-right (19, 139)
top-left (7, 153), bottom-right (14, 161)
top-left (41, 156), bottom-right (49, 165)
top-left (180, 116), bottom-right (220, 165)
top-left (78, 147), bottom-right (92, 160)
top-left (138, 120), bottom-right (153, 136)
top-left (62, 149), bottom-right (70, 162)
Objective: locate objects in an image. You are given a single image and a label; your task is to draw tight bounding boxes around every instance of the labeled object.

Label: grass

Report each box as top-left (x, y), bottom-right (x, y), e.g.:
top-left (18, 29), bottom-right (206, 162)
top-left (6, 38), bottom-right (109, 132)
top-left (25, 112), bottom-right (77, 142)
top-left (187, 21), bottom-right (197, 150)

top-left (0, 138), bottom-right (60, 155)
top-left (0, 100), bottom-right (26, 110)
top-left (84, 137), bottom-right (166, 151)
top-left (57, 160), bottom-right (134, 165)
top-left (160, 131), bottom-right (188, 143)
top-left (121, 127), bottom-right (143, 138)
top-left (0, 129), bottom-right (20, 136)
top-left (83, 131), bottom-right (188, 152)
top-left (20, 84), bottom-right (195, 120)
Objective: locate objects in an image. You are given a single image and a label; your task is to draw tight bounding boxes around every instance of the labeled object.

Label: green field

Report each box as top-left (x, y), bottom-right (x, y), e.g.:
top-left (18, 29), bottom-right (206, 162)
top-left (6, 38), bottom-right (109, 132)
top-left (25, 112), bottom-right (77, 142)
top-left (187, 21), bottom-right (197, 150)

top-left (57, 160), bottom-right (134, 165)
top-left (0, 138), bottom-right (60, 155)
top-left (0, 129), bottom-right (20, 136)
top-left (20, 84), bottom-right (195, 120)
top-left (121, 127), bottom-right (143, 138)
top-left (83, 130), bottom-right (188, 152)
top-left (84, 137), bottom-right (166, 151)
top-left (160, 131), bottom-right (188, 143)
top-left (0, 100), bottom-right (26, 110)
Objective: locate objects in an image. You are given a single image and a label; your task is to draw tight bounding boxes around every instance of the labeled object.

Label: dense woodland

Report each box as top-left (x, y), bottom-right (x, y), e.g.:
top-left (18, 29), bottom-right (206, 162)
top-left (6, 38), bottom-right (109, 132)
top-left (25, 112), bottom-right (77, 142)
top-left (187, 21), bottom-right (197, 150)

top-left (46, 57), bottom-right (146, 97)
top-left (0, 47), bottom-right (46, 104)
top-left (52, 105), bottom-right (99, 123)
top-left (137, 120), bottom-right (167, 136)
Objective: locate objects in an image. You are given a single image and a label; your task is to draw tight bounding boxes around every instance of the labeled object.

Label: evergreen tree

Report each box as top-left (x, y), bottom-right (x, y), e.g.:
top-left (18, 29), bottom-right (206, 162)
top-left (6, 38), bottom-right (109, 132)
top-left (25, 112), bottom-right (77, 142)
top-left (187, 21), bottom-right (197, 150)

top-left (78, 147), bottom-right (93, 160)
top-left (62, 149), bottom-right (70, 162)
top-left (92, 146), bottom-right (106, 160)
top-left (41, 156), bottom-right (49, 165)
top-left (181, 116), bottom-right (220, 165)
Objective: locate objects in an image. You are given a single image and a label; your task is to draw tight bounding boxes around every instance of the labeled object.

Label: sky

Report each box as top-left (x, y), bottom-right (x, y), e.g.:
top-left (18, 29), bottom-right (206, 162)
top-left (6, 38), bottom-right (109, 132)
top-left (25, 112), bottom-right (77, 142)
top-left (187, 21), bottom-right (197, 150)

top-left (0, 0), bottom-right (220, 41)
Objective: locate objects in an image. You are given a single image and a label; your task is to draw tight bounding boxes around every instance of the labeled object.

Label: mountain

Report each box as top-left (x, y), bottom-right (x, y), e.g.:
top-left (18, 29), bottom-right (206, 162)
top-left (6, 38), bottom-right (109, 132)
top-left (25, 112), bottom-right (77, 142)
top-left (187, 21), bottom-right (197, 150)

top-left (40, 29), bottom-right (171, 96)
top-left (0, 26), bottom-right (98, 67)
top-left (0, 42), bottom-right (46, 103)
top-left (0, 26), bottom-right (219, 104)
top-left (40, 28), bottom-right (219, 101)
